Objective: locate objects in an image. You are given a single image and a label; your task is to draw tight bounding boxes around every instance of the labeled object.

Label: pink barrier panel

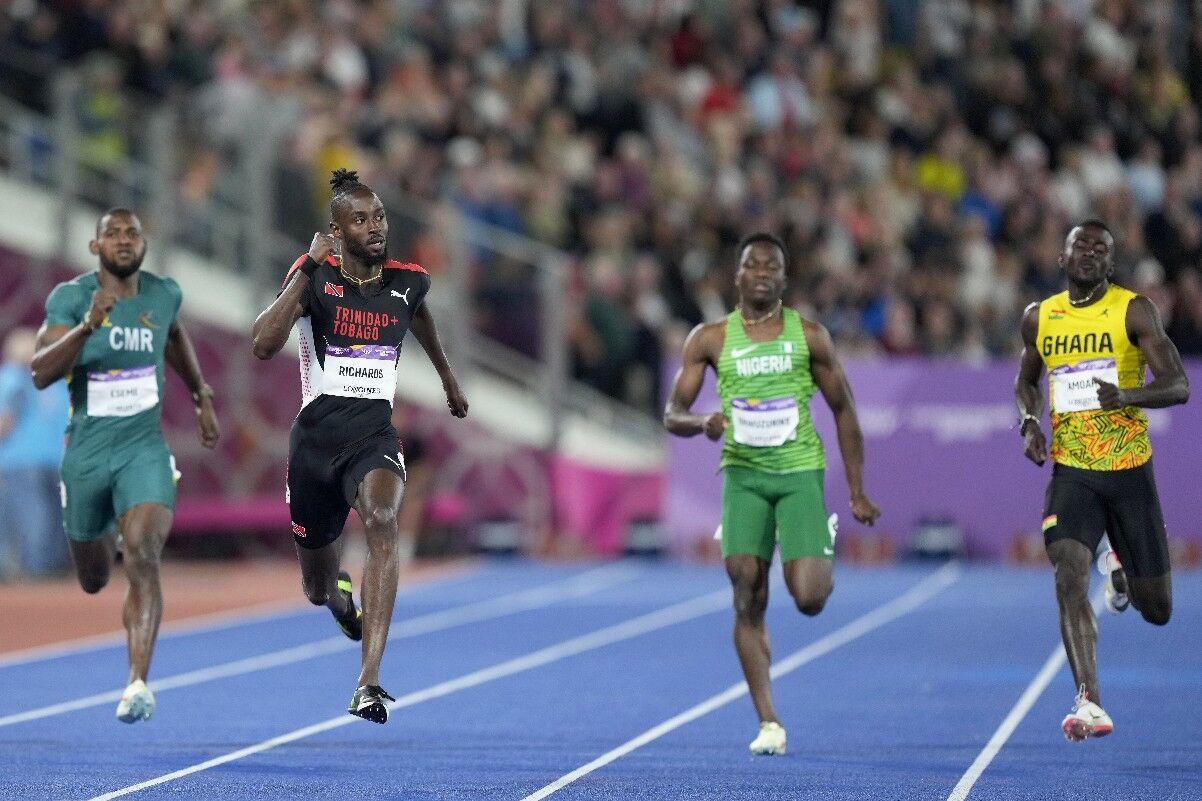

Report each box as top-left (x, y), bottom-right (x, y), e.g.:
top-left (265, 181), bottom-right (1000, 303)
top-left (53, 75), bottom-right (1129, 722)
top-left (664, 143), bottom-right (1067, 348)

top-left (549, 454), bottom-right (664, 556)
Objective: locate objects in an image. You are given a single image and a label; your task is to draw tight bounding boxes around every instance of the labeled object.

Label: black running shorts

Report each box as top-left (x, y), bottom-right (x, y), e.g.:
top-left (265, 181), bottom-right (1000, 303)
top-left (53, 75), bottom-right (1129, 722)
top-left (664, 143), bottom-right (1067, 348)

top-left (1042, 460), bottom-right (1170, 578)
top-left (286, 425), bottom-right (407, 549)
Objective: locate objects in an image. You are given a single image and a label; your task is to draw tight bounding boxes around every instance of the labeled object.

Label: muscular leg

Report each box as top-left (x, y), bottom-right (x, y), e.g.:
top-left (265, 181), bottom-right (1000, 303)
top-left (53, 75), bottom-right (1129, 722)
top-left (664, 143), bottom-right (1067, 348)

top-left (117, 504), bottom-right (172, 684)
top-left (354, 468), bottom-right (404, 687)
top-left (726, 554), bottom-right (777, 724)
top-left (1128, 574), bottom-right (1172, 626)
top-left (69, 535), bottom-right (117, 594)
top-left (295, 540), bottom-right (352, 617)
top-left (1047, 539), bottom-right (1100, 703)
top-left (782, 557), bottom-right (833, 617)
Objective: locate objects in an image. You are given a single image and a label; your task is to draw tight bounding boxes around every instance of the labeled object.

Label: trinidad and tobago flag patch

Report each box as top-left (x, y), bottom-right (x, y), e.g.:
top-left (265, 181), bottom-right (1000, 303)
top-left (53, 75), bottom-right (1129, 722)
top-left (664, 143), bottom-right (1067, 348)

top-left (324, 282), bottom-right (344, 297)
top-left (291, 521), bottom-right (307, 537)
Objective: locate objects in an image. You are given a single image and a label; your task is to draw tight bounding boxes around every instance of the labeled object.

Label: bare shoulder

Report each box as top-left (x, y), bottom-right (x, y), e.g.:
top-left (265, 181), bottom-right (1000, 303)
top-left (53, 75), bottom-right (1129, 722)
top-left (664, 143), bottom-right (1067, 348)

top-left (683, 319), bottom-right (726, 363)
top-left (1126, 293), bottom-right (1166, 337)
top-left (1019, 300), bottom-right (1042, 341)
top-left (799, 315), bottom-right (835, 357)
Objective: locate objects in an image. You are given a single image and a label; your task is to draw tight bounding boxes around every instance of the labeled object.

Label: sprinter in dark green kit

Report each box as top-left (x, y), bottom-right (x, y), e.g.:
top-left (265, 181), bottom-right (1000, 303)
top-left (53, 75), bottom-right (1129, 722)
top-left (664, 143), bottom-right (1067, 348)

top-left (32, 208), bottom-right (219, 723)
top-left (664, 233), bottom-right (880, 756)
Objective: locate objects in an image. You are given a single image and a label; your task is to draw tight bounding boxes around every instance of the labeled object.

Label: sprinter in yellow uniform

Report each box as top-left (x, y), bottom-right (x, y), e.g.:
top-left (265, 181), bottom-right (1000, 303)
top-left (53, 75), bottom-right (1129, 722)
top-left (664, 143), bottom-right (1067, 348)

top-left (1015, 219), bottom-right (1189, 742)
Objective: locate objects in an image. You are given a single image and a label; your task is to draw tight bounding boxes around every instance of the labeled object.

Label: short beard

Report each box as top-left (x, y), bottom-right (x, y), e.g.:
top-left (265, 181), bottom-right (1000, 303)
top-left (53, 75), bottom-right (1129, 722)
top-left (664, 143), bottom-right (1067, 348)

top-left (99, 253), bottom-right (144, 279)
top-left (344, 240), bottom-right (388, 267)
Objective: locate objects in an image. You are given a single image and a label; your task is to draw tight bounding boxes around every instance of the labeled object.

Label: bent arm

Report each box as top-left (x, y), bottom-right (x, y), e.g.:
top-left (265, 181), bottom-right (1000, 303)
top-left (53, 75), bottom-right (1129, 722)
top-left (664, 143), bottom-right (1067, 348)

top-left (165, 319), bottom-right (209, 397)
top-left (31, 323), bottom-right (90, 389)
top-left (408, 301), bottom-right (457, 387)
top-left (251, 272), bottom-right (307, 360)
top-left (663, 324), bottom-right (717, 437)
top-left (1125, 296), bottom-right (1190, 408)
top-left (806, 321), bottom-right (866, 498)
top-left (1015, 303), bottom-right (1045, 426)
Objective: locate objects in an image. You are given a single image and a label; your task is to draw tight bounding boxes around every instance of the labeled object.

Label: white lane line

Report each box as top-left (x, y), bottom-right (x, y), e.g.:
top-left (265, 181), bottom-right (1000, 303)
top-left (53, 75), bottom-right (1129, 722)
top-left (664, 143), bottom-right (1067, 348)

top-left (86, 585), bottom-right (733, 801)
top-left (0, 565), bottom-right (477, 669)
top-left (946, 593), bottom-right (1104, 801)
top-left (520, 562), bottom-right (962, 801)
top-left (0, 564), bottom-right (637, 728)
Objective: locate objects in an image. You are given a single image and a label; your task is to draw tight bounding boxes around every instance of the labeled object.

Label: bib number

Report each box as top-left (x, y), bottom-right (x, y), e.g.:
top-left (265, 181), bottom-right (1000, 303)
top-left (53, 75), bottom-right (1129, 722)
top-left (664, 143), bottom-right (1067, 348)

top-left (322, 345), bottom-right (398, 403)
top-left (87, 365), bottom-right (158, 417)
top-left (730, 396), bottom-right (799, 447)
top-left (1050, 358), bottom-right (1118, 413)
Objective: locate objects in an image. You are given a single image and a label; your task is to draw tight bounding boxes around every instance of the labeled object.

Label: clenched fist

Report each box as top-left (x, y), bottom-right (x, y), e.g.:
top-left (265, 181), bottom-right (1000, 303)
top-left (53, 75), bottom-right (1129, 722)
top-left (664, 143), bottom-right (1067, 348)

top-left (309, 233), bottom-right (337, 265)
top-left (85, 289), bottom-right (117, 332)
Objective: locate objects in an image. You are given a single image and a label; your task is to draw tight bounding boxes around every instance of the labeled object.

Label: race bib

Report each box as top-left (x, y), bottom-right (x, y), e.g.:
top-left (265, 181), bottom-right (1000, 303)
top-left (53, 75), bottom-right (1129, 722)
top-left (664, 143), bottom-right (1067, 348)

top-left (322, 345), bottom-right (398, 403)
top-left (87, 365), bottom-right (159, 417)
top-left (1050, 358), bottom-right (1119, 413)
top-left (730, 396), bottom-right (799, 447)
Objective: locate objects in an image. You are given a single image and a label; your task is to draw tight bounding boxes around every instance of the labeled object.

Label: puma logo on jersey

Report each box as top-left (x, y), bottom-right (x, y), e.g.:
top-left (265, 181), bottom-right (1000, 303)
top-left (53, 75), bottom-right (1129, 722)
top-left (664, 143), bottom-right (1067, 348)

top-left (108, 326), bottom-right (154, 352)
top-left (391, 288), bottom-right (410, 305)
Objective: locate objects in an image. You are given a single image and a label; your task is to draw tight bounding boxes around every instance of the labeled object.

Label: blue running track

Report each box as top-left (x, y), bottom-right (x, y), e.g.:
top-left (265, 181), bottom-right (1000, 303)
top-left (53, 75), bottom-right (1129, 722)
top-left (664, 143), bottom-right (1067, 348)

top-left (1, 560), bottom-right (1198, 800)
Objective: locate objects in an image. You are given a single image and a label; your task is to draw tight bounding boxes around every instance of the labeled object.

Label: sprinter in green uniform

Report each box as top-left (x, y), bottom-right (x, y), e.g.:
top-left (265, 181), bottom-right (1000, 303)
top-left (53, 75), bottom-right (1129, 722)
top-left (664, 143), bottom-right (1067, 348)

top-left (31, 208), bottom-right (219, 723)
top-left (665, 232), bottom-right (880, 756)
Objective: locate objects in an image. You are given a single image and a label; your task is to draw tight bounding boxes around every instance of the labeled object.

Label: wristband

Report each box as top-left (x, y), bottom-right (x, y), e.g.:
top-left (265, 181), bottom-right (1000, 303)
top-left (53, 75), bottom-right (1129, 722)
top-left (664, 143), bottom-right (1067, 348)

top-left (299, 256), bottom-right (321, 278)
top-left (1018, 414), bottom-right (1040, 435)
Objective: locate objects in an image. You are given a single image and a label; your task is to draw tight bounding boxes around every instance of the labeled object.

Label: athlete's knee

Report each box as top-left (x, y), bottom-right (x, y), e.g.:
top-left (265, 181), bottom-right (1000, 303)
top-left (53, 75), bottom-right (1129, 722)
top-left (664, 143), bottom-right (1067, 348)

top-left (1050, 554), bottom-right (1089, 599)
top-left (1140, 604), bottom-right (1171, 626)
top-left (122, 539), bottom-right (161, 577)
top-left (1135, 594), bottom-right (1171, 626)
top-left (792, 589), bottom-right (829, 617)
top-left (732, 582), bottom-right (768, 623)
top-left (361, 505), bottom-right (399, 535)
top-left (300, 575), bottom-right (330, 606)
top-left (78, 570), bottom-right (108, 594)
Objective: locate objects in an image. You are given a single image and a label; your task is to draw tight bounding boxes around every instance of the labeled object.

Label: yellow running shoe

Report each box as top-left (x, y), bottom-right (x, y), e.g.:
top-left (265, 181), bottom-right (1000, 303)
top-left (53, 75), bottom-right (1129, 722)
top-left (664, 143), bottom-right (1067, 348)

top-left (333, 571), bottom-right (363, 641)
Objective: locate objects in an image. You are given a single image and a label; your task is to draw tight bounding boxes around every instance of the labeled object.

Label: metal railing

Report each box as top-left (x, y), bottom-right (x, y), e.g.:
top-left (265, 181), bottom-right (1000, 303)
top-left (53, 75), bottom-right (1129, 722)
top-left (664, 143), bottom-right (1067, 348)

top-left (0, 70), bottom-right (661, 449)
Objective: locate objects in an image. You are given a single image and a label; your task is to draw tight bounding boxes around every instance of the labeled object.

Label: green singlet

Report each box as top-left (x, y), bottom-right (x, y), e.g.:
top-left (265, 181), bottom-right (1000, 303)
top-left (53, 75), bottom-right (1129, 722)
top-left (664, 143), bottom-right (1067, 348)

top-left (44, 271), bottom-right (182, 541)
top-left (715, 308), bottom-right (834, 562)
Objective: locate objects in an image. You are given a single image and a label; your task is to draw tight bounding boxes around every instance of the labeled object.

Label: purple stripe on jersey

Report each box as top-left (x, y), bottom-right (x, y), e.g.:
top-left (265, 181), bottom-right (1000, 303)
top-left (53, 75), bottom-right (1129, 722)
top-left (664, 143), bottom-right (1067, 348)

top-left (731, 396), bottom-right (795, 411)
top-left (324, 345), bottom-right (398, 360)
top-left (87, 365), bottom-right (156, 382)
top-left (1049, 358), bottom-right (1116, 376)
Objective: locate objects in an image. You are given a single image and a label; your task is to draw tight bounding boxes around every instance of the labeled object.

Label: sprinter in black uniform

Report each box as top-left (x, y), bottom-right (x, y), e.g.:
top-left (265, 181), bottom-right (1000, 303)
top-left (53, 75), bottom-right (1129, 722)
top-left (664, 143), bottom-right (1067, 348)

top-left (252, 169), bottom-right (468, 723)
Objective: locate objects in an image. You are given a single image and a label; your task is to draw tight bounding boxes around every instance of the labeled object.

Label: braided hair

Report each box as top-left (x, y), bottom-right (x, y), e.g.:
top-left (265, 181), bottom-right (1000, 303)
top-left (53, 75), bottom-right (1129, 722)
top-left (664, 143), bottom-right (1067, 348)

top-left (329, 168), bottom-right (373, 217)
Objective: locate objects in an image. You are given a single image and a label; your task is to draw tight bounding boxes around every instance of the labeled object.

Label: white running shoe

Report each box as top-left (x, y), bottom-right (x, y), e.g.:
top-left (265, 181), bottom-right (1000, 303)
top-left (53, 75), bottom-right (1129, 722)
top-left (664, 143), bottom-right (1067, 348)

top-left (748, 721), bottom-right (787, 755)
top-left (1096, 548), bottom-right (1130, 614)
top-left (1061, 686), bottom-right (1113, 742)
top-left (116, 679), bottom-right (155, 724)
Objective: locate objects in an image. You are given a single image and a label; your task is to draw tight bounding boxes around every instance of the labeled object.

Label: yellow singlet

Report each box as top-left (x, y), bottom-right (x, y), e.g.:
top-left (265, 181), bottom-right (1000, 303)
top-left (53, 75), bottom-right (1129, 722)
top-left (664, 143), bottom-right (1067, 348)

top-left (1036, 285), bottom-right (1150, 471)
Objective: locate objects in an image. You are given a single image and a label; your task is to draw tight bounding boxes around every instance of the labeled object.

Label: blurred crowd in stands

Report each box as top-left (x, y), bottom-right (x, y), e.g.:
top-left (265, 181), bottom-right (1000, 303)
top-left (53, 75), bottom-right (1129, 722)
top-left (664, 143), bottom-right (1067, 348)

top-left (4, 0), bottom-right (1202, 410)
